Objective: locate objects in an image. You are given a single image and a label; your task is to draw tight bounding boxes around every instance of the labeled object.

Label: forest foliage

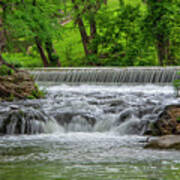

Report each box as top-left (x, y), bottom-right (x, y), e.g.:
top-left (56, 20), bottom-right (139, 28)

top-left (0, 0), bottom-right (179, 67)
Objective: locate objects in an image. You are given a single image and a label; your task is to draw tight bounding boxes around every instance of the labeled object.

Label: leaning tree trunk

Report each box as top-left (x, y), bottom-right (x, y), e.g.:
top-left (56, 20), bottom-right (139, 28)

top-left (72, 0), bottom-right (90, 56)
top-left (35, 38), bottom-right (49, 67)
top-left (45, 39), bottom-right (61, 67)
top-left (90, 17), bottom-right (98, 54)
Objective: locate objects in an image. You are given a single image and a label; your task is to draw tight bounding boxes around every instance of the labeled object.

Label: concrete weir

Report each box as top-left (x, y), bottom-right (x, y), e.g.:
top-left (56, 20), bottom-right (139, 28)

top-left (30, 67), bottom-right (180, 83)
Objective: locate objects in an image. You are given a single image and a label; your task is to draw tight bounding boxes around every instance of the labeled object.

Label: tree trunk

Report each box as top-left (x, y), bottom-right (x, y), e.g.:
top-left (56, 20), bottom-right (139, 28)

top-left (104, 0), bottom-right (107, 5)
top-left (0, 16), bottom-right (5, 51)
top-left (78, 18), bottom-right (90, 56)
top-left (35, 38), bottom-right (49, 67)
top-left (156, 38), bottom-right (165, 66)
top-left (72, 0), bottom-right (90, 56)
top-left (45, 39), bottom-right (61, 67)
top-left (0, 2), bottom-right (8, 52)
top-left (156, 35), bottom-right (175, 66)
top-left (33, 0), bottom-right (49, 67)
top-left (90, 17), bottom-right (98, 54)
top-left (165, 39), bottom-right (176, 65)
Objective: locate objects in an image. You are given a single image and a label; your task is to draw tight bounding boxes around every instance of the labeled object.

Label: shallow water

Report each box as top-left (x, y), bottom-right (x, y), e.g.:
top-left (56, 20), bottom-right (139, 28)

top-left (1, 83), bottom-right (180, 180)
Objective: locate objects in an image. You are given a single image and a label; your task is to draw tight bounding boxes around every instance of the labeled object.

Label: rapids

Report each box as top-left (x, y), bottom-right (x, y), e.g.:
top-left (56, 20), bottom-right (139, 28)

top-left (1, 83), bottom-right (180, 179)
top-left (0, 83), bottom-right (179, 135)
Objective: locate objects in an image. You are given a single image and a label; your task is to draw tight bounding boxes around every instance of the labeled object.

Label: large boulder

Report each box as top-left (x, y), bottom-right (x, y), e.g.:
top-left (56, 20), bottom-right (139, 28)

top-left (149, 105), bottom-right (180, 136)
top-left (145, 135), bottom-right (180, 149)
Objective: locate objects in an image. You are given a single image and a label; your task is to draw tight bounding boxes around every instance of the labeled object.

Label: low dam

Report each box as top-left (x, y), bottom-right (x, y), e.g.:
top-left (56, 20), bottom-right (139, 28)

top-left (31, 67), bottom-right (180, 83)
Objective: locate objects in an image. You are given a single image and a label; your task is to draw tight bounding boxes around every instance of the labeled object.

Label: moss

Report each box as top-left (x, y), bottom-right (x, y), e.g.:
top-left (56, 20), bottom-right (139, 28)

top-left (18, 110), bottom-right (25, 116)
top-left (8, 94), bottom-right (15, 101)
top-left (32, 86), bottom-right (45, 99)
top-left (0, 65), bottom-right (14, 76)
top-left (27, 95), bottom-right (36, 100)
top-left (27, 84), bottom-right (45, 99)
top-left (177, 117), bottom-right (180, 123)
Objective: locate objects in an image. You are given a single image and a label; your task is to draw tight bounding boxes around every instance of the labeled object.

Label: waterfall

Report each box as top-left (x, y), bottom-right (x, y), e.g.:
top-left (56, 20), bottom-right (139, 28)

top-left (1, 67), bottom-right (180, 135)
top-left (0, 107), bottom-right (50, 134)
top-left (31, 67), bottom-right (180, 83)
top-left (1, 83), bottom-right (178, 135)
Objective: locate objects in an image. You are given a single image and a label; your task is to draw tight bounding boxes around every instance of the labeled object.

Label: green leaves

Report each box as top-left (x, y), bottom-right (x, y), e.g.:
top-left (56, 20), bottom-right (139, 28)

top-left (2, 0), bottom-right (63, 51)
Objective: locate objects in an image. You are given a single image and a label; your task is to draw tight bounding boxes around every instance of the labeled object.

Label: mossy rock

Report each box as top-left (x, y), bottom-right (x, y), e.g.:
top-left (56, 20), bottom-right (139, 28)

top-left (0, 65), bottom-right (14, 76)
top-left (149, 105), bottom-right (180, 136)
top-left (0, 70), bottom-right (45, 101)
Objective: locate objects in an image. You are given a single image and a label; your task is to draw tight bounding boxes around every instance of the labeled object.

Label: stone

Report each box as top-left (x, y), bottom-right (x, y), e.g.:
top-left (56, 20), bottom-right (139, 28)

top-left (150, 104), bottom-right (180, 136)
top-left (115, 108), bottom-right (133, 126)
top-left (54, 112), bottom-right (96, 126)
top-left (0, 108), bottom-right (49, 134)
top-left (10, 105), bottom-right (19, 110)
top-left (144, 135), bottom-right (180, 149)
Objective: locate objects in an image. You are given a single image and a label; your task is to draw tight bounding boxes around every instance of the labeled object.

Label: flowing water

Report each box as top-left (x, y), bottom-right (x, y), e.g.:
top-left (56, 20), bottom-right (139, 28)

top-left (32, 67), bottom-right (180, 83)
top-left (1, 82), bottom-right (180, 180)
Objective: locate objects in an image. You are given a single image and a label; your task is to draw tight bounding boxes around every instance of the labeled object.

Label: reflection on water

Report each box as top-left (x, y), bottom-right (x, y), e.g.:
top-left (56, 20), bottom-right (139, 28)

top-left (0, 83), bottom-right (180, 180)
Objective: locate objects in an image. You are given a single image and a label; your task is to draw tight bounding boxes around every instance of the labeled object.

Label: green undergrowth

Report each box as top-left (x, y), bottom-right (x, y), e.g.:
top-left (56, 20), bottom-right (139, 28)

top-left (0, 65), bottom-right (14, 76)
top-left (2, 0), bottom-right (179, 67)
top-left (27, 84), bottom-right (46, 100)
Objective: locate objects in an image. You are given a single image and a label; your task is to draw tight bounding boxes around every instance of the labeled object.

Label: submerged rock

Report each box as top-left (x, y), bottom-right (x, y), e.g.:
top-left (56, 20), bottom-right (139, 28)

top-left (0, 108), bottom-right (49, 134)
top-left (149, 105), bottom-right (180, 135)
top-left (54, 112), bottom-right (96, 127)
top-left (145, 135), bottom-right (180, 149)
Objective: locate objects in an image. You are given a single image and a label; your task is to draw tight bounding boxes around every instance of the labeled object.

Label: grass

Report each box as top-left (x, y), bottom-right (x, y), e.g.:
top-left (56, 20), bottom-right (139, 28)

top-left (3, 52), bottom-right (43, 68)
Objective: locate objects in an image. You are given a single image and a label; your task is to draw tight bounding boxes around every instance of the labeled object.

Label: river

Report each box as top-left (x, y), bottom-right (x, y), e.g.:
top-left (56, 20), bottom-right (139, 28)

top-left (0, 83), bottom-right (180, 180)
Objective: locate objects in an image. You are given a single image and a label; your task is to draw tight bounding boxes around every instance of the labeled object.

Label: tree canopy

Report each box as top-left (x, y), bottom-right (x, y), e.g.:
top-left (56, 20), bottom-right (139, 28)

top-left (0, 0), bottom-right (179, 67)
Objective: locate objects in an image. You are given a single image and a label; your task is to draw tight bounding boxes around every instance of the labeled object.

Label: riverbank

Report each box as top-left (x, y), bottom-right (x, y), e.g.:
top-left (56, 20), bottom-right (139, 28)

top-left (0, 67), bottom-right (44, 101)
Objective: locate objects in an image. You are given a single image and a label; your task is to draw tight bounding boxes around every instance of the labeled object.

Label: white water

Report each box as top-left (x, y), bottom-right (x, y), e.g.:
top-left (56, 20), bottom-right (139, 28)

top-left (40, 83), bottom-right (178, 135)
top-left (0, 83), bottom-right (179, 135)
top-left (32, 67), bottom-right (180, 83)
top-left (47, 83), bottom-right (174, 95)
top-left (1, 83), bottom-right (180, 180)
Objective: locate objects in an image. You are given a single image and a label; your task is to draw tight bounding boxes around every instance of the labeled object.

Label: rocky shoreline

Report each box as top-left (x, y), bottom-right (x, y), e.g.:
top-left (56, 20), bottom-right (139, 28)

top-left (0, 71), bottom-right (44, 101)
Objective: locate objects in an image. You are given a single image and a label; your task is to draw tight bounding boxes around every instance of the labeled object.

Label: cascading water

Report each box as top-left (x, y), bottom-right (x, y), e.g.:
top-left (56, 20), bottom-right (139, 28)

top-left (32, 67), bottom-right (180, 83)
top-left (0, 83), bottom-right (179, 135)
top-left (1, 70), bottom-right (180, 180)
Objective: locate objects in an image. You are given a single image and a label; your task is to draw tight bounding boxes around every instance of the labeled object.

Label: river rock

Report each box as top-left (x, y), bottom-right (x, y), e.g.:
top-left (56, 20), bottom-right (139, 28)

top-left (54, 112), bottom-right (96, 126)
top-left (0, 108), bottom-right (49, 134)
top-left (10, 105), bottom-right (20, 110)
top-left (150, 105), bottom-right (180, 135)
top-left (145, 135), bottom-right (180, 149)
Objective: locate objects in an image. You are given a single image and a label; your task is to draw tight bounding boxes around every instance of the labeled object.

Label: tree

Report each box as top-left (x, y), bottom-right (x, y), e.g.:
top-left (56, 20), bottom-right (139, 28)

top-left (71, 0), bottom-right (106, 63)
top-left (142, 0), bottom-right (179, 65)
top-left (1, 0), bottom-right (63, 67)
